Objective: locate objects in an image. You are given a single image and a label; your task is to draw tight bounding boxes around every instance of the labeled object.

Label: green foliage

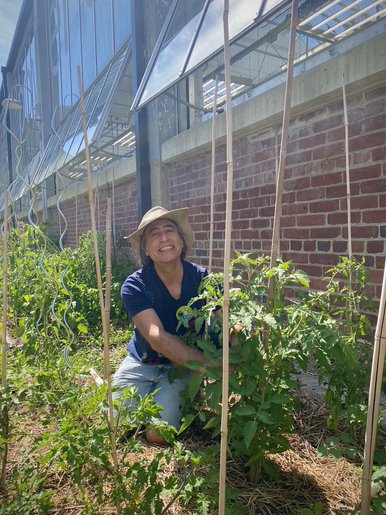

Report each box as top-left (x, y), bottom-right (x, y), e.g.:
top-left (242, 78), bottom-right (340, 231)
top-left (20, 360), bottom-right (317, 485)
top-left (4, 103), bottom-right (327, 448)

top-left (1, 225), bottom-right (135, 350)
top-left (178, 254), bottom-right (377, 480)
top-left (1, 335), bottom-right (218, 513)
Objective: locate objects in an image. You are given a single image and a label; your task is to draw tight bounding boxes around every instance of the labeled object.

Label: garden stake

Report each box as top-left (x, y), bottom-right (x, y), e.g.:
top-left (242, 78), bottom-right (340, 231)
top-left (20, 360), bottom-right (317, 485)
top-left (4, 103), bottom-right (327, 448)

top-left (360, 258), bottom-right (386, 515)
top-left (268, 0), bottom-right (298, 302)
top-left (0, 193), bottom-right (9, 489)
top-left (77, 67), bottom-right (121, 514)
top-left (342, 74), bottom-right (352, 261)
top-left (219, 1), bottom-right (233, 513)
top-left (208, 75), bottom-right (218, 273)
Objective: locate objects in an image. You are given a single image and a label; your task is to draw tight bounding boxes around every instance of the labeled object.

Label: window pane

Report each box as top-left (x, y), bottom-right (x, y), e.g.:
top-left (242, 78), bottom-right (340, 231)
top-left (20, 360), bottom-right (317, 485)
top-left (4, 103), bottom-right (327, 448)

top-left (80, 0), bottom-right (97, 89)
top-left (95, 0), bottom-right (113, 73)
top-left (68, 0), bottom-right (82, 101)
top-left (58, 1), bottom-right (72, 113)
top-left (113, 0), bottom-right (131, 50)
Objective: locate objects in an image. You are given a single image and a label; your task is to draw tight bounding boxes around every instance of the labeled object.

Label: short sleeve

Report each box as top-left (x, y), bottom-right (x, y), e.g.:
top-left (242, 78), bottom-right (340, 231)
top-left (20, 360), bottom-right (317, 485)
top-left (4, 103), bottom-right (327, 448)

top-left (121, 272), bottom-right (153, 319)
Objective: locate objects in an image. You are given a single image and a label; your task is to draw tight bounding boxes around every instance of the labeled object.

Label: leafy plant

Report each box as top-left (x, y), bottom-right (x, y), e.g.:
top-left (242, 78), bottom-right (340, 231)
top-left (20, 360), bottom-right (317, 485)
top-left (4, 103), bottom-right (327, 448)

top-left (177, 254), bottom-right (377, 481)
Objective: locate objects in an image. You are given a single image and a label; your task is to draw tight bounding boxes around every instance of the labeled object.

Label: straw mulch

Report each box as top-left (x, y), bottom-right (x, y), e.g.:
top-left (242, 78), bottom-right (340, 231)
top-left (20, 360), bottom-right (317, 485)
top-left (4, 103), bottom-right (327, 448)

top-left (178, 392), bottom-right (363, 514)
top-left (1, 392), bottom-right (370, 514)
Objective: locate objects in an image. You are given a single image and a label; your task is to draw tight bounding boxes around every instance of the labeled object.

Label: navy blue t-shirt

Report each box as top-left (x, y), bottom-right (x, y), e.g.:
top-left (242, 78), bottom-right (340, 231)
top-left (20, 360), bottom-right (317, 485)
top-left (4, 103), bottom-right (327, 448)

top-left (121, 260), bottom-right (208, 364)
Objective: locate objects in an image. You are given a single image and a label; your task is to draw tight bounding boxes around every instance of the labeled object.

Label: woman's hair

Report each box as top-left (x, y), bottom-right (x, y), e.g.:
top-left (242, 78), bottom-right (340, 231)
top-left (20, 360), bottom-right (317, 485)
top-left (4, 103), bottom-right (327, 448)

top-left (139, 219), bottom-right (187, 267)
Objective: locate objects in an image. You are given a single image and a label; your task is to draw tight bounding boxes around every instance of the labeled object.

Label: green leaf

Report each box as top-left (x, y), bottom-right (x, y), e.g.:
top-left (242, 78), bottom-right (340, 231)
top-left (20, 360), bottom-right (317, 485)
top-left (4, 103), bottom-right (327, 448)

top-left (243, 420), bottom-right (257, 449)
top-left (203, 416), bottom-right (219, 430)
top-left (188, 374), bottom-right (203, 401)
top-left (257, 410), bottom-right (274, 425)
top-left (77, 323), bottom-right (88, 334)
top-left (233, 405), bottom-right (256, 416)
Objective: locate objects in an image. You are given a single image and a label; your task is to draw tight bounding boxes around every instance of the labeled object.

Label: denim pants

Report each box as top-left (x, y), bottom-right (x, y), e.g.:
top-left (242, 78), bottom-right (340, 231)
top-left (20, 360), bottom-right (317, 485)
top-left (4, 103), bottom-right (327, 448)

top-left (112, 353), bottom-right (192, 430)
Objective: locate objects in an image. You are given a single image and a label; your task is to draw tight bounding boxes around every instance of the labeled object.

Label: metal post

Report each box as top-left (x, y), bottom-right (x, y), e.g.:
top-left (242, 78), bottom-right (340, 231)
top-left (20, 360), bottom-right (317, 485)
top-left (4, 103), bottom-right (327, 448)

top-left (131, 0), bottom-right (152, 217)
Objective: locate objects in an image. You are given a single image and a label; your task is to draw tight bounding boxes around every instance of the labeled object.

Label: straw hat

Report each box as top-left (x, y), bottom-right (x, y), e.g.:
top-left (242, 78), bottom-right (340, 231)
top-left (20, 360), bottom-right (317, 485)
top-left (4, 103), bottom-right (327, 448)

top-left (126, 206), bottom-right (194, 252)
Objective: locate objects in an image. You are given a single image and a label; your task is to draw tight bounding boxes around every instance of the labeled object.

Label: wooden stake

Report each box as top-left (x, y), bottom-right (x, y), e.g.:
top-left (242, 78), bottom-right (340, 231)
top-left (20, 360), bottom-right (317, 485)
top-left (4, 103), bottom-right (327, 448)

top-left (208, 76), bottom-right (219, 273)
top-left (360, 259), bottom-right (386, 514)
top-left (342, 74), bottom-right (352, 261)
top-left (219, 2), bottom-right (233, 513)
top-left (268, 0), bottom-right (298, 295)
top-left (77, 67), bottom-right (121, 513)
top-left (0, 193), bottom-right (9, 489)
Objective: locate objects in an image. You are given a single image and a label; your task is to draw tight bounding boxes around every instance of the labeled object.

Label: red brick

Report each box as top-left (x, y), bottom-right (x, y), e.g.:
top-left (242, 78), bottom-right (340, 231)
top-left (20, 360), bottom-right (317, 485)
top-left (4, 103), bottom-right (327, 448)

top-left (310, 227), bottom-right (341, 238)
top-left (341, 195), bottom-right (378, 211)
top-left (363, 210), bottom-right (386, 224)
top-left (312, 142), bottom-right (345, 160)
top-left (350, 164), bottom-right (381, 182)
top-left (328, 211), bottom-right (361, 225)
top-left (297, 214), bottom-right (325, 226)
top-left (325, 183), bottom-right (360, 198)
top-left (343, 226), bottom-right (378, 238)
top-left (251, 218), bottom-right (270, 228)
top-left (282, 203), bottom-right (308, 215)
top-left (361, 178), bottom-right (386, 194)
top-left (352, 241), bottom-right (365, 253)
top-left (301, 264), bottom-right (323, 277)
top-left (311, 172), bottom-right (343, 188)
top-left (290, 240), bottom-right (303, 250)
top-left (310, 199), bottom-right (340, 213)
top-left (281, 216), bottom-right (296, 227)
top-left (333, 241), bottom-right (347, 253)
top-left (367, 241), bottom-right (384, 253)
top-left (296, 188), bottom-right (325, 202)
top-left (286, 150), bottom-right (312, 165)
top-left (284, 176), bottom-right (310, 191)
top-left (298, 133), bottom-right (326, 150)
top-left (304, 241), bottom-right (316, 251)
top-left (310, 253), bottom-right (339, 266)
top-left (372, 146), bottom-right (386, 161)
top-left (363, 114), bottom-right (386, 132)
top-left (352, 150), bottom-right (371, 165)
top-left (350, 132), bottom-right (385, 152)
top-left (283, 228), bottom-right (310, 239)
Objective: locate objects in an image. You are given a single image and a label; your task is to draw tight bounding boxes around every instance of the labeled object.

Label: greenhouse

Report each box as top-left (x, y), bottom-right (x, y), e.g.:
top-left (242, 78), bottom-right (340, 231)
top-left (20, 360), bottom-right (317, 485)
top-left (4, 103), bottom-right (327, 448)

top-left (0, 0), bottom-right (386, 513)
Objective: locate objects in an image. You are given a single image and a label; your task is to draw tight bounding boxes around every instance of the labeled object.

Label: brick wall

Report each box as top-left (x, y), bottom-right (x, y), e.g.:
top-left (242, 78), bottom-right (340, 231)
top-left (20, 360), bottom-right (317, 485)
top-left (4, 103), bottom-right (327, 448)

top-left (46, 176), bottom-right (139, 261)
top-left (167, 85), bottom-right (386, 301)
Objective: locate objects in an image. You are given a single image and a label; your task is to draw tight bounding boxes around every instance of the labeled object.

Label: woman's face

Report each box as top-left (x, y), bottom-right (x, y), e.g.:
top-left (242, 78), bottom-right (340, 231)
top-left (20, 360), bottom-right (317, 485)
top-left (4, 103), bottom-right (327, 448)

top-left (143, 218), bottom-right (183, 266)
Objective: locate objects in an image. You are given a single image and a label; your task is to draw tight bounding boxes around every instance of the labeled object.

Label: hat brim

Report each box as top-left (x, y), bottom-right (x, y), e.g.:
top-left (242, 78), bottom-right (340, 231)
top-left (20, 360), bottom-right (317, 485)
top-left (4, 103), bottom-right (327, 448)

top-left (127, 207), bottom-right (194, 254)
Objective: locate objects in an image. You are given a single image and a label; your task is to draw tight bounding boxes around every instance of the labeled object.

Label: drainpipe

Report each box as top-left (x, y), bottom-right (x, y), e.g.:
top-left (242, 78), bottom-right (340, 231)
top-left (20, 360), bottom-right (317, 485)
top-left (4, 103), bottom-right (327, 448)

top-left (131, 1), bottom-right (151, 217)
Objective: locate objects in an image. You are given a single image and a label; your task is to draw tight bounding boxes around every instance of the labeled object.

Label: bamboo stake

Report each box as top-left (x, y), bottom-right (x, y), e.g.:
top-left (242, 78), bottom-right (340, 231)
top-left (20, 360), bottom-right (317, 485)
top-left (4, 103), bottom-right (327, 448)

top-left (268, 0), bottom-right (298, 297)
top-left (219, 1), bottom-right (233, 513)
top-left (360, 259), bottom-right (386, 515)
top-left (77, 67), bottom-right (121, 513)
top-left (0, 193), bottom-right (9, 489)
top-left (342, 74), bottom-right (352, 261)
top-left (208, 76), bottom-right (219, 273)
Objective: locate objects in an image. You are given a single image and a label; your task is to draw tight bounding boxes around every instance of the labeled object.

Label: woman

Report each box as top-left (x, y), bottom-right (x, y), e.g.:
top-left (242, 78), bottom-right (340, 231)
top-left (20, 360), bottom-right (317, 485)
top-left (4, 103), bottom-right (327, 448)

top-left (113, 206), bottom-right (208, 444)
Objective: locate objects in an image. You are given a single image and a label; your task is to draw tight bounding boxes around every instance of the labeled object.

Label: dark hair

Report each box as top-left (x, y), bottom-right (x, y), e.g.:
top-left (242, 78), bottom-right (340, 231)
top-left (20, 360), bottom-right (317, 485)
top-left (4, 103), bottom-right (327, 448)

top-left (139, 219), bottom-right (187, 267)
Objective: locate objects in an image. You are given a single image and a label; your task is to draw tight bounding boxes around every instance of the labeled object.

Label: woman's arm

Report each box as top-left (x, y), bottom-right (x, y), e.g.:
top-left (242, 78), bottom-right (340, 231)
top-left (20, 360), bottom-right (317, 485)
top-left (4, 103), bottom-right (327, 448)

top-left (133, 308), bottom-right (205, 368)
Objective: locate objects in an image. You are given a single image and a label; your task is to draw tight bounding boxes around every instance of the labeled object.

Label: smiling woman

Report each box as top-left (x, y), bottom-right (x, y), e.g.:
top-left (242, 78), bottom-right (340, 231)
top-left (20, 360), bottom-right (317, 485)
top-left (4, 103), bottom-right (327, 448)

top-left (112, 206), bottom-right (209, 445)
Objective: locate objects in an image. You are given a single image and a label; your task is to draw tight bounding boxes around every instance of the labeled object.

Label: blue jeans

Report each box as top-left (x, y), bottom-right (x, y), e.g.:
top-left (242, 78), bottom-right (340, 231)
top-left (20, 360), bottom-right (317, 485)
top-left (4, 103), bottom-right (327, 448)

top-left (112, 353), bottom-right (192, 430)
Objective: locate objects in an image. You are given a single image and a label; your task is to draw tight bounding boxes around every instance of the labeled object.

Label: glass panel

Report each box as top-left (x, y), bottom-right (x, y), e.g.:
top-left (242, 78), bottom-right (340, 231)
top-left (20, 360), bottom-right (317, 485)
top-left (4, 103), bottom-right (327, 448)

top-left (113, 0), bottom-right (131, 50)
top-left (95, 0), bottom-right (114, 73)
top-left (58, 1), bottom-right (72, 114)
top-left (68, 0), bottom-right (82, 101)
top-left (136, 0), bottom-right (285, 108)
top-left (80, 0), bottom-right (97, 89)
top-left (48, 0), bottom-right (62, 127)
top-left (140, 0), bottom-right (207, 106)
top-left (34, 46), bottom-right (129, 186)
top-left (187, 0), bottom-right (283, 72)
